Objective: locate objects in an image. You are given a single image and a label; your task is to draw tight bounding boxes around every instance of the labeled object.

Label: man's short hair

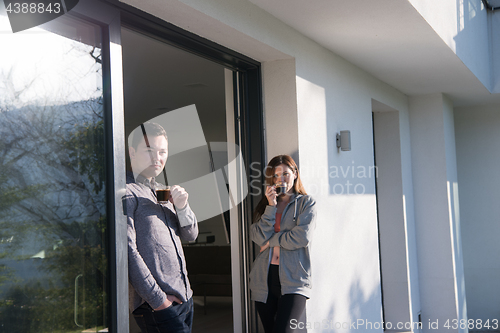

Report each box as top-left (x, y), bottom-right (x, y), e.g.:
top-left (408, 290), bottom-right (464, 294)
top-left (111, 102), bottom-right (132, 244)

top-left (130, 122), bottom-right (168, 149)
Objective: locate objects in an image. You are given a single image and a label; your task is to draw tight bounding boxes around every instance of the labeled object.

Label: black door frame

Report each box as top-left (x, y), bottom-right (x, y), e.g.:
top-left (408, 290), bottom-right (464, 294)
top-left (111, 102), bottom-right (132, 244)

top-left (65, 1), bottom-right (128, 332)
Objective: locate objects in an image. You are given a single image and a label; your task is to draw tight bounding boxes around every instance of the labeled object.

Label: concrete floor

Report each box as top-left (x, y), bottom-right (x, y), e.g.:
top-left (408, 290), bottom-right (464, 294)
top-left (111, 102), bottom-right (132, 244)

top-left (192, 296), bottom-right (233, 333)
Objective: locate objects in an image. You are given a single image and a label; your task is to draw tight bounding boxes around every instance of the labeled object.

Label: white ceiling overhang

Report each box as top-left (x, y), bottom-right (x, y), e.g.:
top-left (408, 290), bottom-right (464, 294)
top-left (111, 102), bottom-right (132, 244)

top-left (250, 0), bottom-right (500, 106)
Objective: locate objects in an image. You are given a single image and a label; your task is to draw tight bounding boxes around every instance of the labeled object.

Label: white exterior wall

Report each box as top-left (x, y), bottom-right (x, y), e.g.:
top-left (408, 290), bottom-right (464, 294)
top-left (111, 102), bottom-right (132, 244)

top-left (455, 105), bottom-right (500, 325)
top-left (261, 59), bottom-right (299, 162)
top-left (293, 55), bottom-right (413, 331)
top-left (409, 94), bottom-right (466, 333)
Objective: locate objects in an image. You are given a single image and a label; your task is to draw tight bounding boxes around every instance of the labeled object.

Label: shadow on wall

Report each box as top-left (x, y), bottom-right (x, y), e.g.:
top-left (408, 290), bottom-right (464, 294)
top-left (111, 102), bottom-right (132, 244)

top-left (310, 198), bottom-right (383, 331)
top-left (325, 279), bottom-right (383, 331)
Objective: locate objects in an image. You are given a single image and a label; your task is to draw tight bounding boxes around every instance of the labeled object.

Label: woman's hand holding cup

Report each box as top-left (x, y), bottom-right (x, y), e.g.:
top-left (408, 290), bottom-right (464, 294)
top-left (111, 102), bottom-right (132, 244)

top-left (265, 185), bottom-right (277, 206)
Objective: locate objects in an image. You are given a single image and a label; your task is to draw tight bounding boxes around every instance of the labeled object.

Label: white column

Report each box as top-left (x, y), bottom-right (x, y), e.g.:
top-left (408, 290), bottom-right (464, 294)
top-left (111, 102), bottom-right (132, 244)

top-left (409, 94), bottom-right (467, 333)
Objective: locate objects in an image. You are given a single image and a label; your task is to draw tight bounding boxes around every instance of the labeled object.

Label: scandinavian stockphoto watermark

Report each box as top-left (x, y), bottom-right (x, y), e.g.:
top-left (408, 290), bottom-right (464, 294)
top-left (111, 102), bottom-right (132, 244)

top-left (3, 0), bottom-right (79, 33)
top-left (289, 318), bottom-right (422, 331)
top-left (248, 161), bottom-right (378, 197)
top-left (289, 318), bottom-right (500, 331)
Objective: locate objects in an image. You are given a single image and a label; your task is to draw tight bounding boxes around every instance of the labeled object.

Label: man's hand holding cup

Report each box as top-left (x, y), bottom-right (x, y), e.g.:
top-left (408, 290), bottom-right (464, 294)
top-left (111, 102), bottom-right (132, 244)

top-left (169, 185), bottom-right (188, 209)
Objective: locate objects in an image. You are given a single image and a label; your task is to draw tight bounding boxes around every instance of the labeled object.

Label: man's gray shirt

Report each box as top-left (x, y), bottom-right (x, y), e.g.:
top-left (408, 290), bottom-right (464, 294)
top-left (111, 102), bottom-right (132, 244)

top-left (126, 172), bottom-right (198, 312)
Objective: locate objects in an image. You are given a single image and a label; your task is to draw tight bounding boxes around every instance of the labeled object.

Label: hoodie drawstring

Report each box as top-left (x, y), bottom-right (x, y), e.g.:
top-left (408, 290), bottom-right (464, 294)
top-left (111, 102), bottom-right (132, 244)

top-left (293, 198), bottom-right (297, 222)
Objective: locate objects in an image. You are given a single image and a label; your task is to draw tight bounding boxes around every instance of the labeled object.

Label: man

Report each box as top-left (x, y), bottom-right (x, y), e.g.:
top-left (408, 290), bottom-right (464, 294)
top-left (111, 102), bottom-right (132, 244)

top-left (126, 122), bottom-right (198, 333)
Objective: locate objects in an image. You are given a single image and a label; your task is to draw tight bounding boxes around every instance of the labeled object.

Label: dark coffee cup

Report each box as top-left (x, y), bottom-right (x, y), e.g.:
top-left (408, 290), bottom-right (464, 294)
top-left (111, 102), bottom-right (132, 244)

top-left (275, 182), bottom-right (287, 195)
top-left (156, 187), bottom-right (171, 202)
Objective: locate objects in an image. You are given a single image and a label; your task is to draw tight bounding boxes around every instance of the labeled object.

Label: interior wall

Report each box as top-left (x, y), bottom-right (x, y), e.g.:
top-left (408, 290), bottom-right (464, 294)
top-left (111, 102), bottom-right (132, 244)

top-left (455, 105), bottom-right (500, 324)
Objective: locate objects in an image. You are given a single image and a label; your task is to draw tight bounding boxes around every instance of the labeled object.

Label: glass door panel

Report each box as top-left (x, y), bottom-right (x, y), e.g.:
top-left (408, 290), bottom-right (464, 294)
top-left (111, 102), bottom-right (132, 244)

top-left (122, 26), bottom-right (244, 333)
top-left (0, 14), bottom-right (108, 333)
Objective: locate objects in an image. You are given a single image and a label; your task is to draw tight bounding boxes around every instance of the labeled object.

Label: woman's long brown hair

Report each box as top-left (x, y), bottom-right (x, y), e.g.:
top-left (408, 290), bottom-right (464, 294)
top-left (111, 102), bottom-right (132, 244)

top-left (253, 155), bottom-right (307, 222)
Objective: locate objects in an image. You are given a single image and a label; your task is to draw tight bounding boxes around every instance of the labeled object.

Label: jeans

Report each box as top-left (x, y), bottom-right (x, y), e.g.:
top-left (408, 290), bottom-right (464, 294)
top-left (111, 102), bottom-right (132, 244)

top-left (255, 264), bottom-right (307, 333)
top-left (132, 298), bottom-right (194, 333)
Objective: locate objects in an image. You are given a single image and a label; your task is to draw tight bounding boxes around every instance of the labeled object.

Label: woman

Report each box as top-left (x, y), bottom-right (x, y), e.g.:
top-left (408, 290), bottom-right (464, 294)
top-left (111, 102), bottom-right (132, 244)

top-left (249, 155), bottom-right (316, 333)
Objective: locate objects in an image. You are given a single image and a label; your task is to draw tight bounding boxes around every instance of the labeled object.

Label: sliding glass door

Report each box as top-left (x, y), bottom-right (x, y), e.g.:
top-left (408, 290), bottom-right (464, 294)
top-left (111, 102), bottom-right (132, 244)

top-left (0, 2), bottom-right (127, 332)
top-left (120, 14), bottom-right (263, 332)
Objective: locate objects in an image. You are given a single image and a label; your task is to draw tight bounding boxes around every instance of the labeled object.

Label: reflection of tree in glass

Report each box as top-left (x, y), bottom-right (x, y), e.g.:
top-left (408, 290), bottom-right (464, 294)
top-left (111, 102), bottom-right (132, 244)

top-left (0, 44), bottom-right (108, 332)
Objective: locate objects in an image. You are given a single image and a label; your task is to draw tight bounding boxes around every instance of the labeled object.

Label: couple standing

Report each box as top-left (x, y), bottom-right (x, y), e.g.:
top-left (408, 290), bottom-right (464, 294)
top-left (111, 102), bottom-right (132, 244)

top-left (126, 122), bottom-right (316, 333)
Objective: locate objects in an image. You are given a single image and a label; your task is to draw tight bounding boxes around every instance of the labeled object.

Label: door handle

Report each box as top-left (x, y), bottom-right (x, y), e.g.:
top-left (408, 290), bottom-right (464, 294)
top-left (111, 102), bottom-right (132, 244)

top-left (74, 274), bottom-right (83, 327)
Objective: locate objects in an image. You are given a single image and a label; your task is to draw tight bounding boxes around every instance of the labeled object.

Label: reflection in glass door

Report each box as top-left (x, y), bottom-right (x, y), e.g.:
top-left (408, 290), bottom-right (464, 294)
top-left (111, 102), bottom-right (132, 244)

top-left (0, 14), bottom-right (109, 332)
top-left (122, 26), bottom-right (242, 333)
